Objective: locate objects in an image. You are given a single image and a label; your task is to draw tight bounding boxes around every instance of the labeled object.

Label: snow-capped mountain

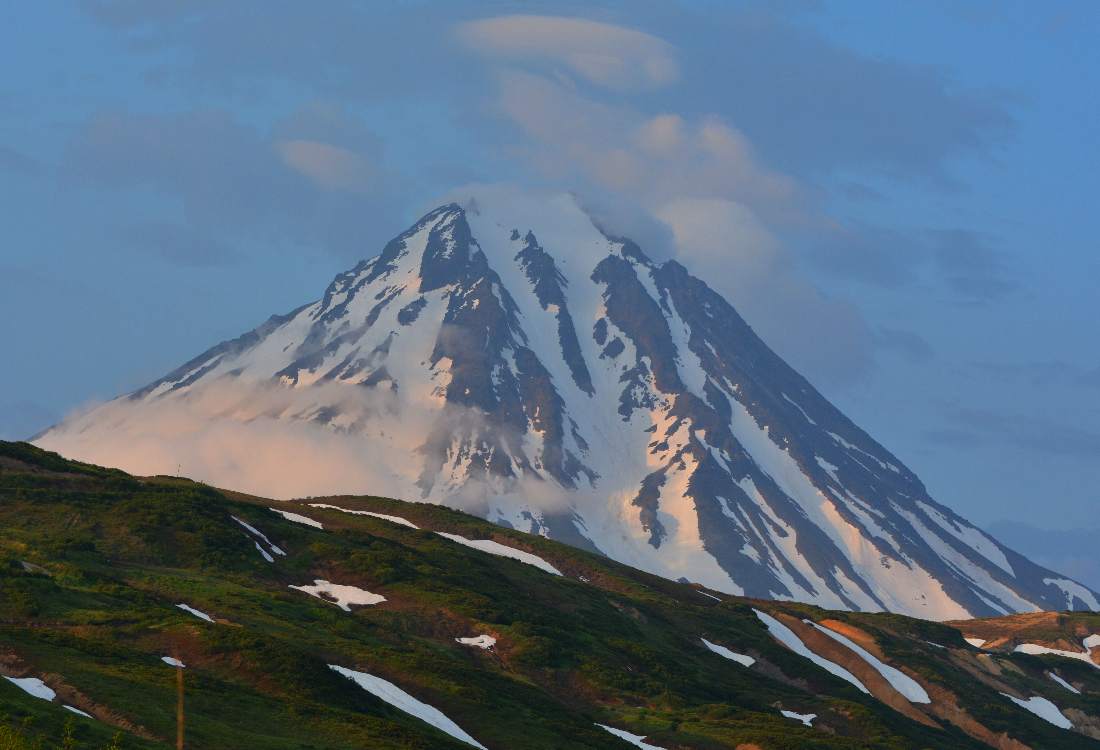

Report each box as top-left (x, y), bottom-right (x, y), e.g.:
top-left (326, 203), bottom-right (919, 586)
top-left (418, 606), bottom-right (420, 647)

top-left (38, 190), bottom-right (1100, 620)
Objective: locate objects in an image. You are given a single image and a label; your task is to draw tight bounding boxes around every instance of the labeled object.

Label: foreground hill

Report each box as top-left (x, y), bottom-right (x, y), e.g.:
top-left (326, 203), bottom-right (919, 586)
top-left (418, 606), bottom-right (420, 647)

top-left (2, 442), bottom-right (1099, 749)
top-left (36, 188), bottom-right (1099, 619)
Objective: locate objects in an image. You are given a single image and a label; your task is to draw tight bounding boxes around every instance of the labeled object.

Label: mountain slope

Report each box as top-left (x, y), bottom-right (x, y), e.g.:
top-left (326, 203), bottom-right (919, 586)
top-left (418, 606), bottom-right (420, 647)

top-left (37, 188), bottom-right (1099, 621)
top-left (3, 442), bottom-right (1100, 749)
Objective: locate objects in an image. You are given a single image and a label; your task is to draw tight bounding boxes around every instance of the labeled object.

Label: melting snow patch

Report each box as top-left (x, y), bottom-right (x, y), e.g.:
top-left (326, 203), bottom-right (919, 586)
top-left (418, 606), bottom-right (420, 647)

top-left (781, 393), bottom-right (816, 425)
top-left (701, 638), bottom-right (755, 667)
top-left (329, 665), bottom-right (486, 749)
top-left (289, 579), bottom-right (386, 611)
top-left (815, 456), bottom-right (841, 486)
top-left (253, 541), bottom-right (275, 563)
top-left (308, 503), bottom-right (420, 529)
top-left (63, 705), bottom-right (93, 718)
top-left (232, 516), bottom-right (286, 555)
top-left (176, 603), bottom-right (214, 623)
top-left (780, 710), bottom-right (816, 727)
top-left (161, 656), bottom-right (186, 668)
top-left (697, 590), bottom-right (722, 602)
top-left (964, 637), bottom-right (986, 649)
top-left (808, 622), bottom-right (929, 703)
top-left (595, 724), bottom-right (665, 749)
top-left (1048, 672), bottom-right (1080, 694)
top-left (925, 641), bottom-right (946, 649)
top-left (1000, 693), bottom-right (1073, 730)
top-left (456, 635), bottom-right (496, 650)
top-left (3, 676), bottom-right (56, 701)
top-left (435, 532), bottom-right (562, 575)
top-left (1043, 577), bottom-right (1100, 610)
top-left (753, 610), bottom-right (869, 694)
top-left (268, 507), bottom-right (323, 529)
top-left (1015, 643), bottom-right (1099, 668)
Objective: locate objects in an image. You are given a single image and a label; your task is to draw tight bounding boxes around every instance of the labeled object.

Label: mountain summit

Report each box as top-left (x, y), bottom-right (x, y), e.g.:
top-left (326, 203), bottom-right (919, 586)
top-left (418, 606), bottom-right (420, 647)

top-left (38, 189), bottom-right (1099, 620)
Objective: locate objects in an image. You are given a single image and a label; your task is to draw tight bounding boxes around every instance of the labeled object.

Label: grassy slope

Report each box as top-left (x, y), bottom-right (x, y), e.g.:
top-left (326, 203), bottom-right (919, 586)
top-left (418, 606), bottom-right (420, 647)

top-left (1, 442), bottom-right (1097, 750)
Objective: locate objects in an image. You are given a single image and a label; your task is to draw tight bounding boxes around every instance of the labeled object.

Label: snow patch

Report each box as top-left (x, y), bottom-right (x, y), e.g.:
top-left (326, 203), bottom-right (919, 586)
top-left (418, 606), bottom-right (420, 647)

top-left (253, 541), bottom-right (274, 563)
top-left (3, 676), bottom-right (55, 701)
top-left (232, 516), bottom-right (286, 555)
top-left (289, 579), bottom-right (386, 611)
top-left (1085, 634), bottom-right (1100, 649)
top-left (781, 393), bottom-right (816, 425)
top-left (701, 638), bottom-right (755, 667)
top-left (308, 503), bottom-right (419, 529)
top-left (595, 724), bottom-right (665, 749)
top-left (1000, 693), bottom-right (1073, 730)
top-left (330, 664), bottom-right (487, 749)
top-left (808, 622), bottom-right (929, 703)
top-left (964, 637), bottom-right (986, 648)
top-left (1015, 642), bottom-right (1099, 668)
top-left (753, 609), bottom-right (869, 693)
top-left (176, 603), bottom-right (214, 623)
top-left (780, 710), bottom-right (816, 727)
top-left (269, 507), bottom-right (324, 529)
top-left (815, 456), bottom-right (840, 486)
top-left (64, 705), bottom-right (93, 718)
top-left (1043, 577), bottom-right (1100, 610)
top-left (1048, 672), bottom-right (1080, 694)
top-left (916, 502), bottom-right (1014, 577)
top-left (161, 656), bottom-right (185, 668)
top-left (435, 532), bottom-right (561, 575)
top-left (456, 635), bottom-right (496, 650)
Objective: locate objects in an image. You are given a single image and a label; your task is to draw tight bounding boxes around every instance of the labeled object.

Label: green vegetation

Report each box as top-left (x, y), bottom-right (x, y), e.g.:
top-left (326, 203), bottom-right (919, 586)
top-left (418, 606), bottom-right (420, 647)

top-left (1, 441), bottom-right (1098, 749)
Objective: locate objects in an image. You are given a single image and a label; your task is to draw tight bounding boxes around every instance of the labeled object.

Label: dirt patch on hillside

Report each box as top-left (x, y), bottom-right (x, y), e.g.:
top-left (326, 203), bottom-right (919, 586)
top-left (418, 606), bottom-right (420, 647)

top-left (773, 613), bottom-right (938, 728)
top-left (0, 651), bottom-right (158, 740)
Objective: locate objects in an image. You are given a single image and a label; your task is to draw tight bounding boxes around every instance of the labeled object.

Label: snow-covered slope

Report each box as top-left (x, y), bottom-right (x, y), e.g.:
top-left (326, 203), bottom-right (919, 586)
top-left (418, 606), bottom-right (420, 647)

top-left (38, 189), bottom-right (1100, 620)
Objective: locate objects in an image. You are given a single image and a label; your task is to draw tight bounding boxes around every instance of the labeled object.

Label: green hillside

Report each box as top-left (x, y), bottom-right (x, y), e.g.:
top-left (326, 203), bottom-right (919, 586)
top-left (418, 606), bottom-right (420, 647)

top-left (1, 441), bottom-right (1098, 749)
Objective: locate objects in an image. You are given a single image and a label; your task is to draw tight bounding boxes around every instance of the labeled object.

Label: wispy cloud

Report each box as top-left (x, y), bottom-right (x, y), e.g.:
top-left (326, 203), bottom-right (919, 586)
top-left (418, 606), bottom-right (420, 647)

top-left (456, 15), bottom-right (678, 90)
top-left (927, 405), bottom-right (1100, 458)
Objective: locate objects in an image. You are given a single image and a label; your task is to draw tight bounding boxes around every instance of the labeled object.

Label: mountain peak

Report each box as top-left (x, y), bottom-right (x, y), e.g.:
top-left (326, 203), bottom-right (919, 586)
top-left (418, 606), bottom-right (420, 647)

top-left (37, 191), bottom-right (1100, 621)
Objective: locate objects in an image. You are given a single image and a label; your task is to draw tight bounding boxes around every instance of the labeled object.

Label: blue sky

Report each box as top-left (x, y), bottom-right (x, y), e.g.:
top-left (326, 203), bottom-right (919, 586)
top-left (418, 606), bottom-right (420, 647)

top-left (2, 1), bottom-right (1098, 551)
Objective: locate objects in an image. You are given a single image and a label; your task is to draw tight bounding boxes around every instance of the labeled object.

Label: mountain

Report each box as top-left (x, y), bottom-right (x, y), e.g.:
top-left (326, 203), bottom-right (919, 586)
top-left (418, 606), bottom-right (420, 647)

top-left (3, 442), bottom-right (1100, 749)
top-left (36, 188), bottom-right (1100, 621)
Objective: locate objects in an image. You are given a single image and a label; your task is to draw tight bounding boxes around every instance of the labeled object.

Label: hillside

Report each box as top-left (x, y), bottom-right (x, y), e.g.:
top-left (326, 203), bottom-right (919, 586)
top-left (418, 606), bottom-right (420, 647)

top-left (2, 441), bottom-right (1099, 749)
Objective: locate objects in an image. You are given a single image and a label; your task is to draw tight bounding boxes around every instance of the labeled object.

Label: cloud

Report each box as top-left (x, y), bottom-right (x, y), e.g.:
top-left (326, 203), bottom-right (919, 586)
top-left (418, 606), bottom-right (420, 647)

top-left (927, 228), bottom-right (1015, 303)
top-left (660, 6), bottom-right (1015, 182)
top-left (805, 224), bottom-right (1016, 304)
top-left (276, 140), bottom-right (373, 192)
top-left (1079, 366), bottom-right (1100, 389)
top-left (968, 360), bottom-right (1100, 390)
top-left (873, 327), bottom-right (935, 364)
top-left (0, 145), bottom-right (40, 175)
top-left (456, 15), bottom-right (678, 90)
top-left (77, 2), bottom-right (1013, 183)
top-left (928, 405), bottom-right (1100, 459)
top-left (272, 102), bottom-right (383, 193)
top-left (119, 221), bottom-right (238, 267)
top-left (64, 107), bottom-right (401, 259)
top-left (656, 197), bottom-right (873, 386)
top-left (36, 379), bottom-right (569, 515)
top-left (493, 71), bottom-right (803, 222)
top-left (61, 1), bottom-right (1020, 394)
top-left (469, 66), bottom-right (869, 387)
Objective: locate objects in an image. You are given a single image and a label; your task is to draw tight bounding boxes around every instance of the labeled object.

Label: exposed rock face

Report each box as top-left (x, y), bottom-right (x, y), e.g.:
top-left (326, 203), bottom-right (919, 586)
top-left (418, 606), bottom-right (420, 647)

top-left (37, 190), bottom-right (1100, 620)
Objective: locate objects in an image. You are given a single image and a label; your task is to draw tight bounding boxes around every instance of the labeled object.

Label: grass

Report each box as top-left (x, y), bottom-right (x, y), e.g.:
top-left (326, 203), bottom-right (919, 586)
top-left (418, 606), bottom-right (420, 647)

top-left (1, 441), bottom-right (1098, 749)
